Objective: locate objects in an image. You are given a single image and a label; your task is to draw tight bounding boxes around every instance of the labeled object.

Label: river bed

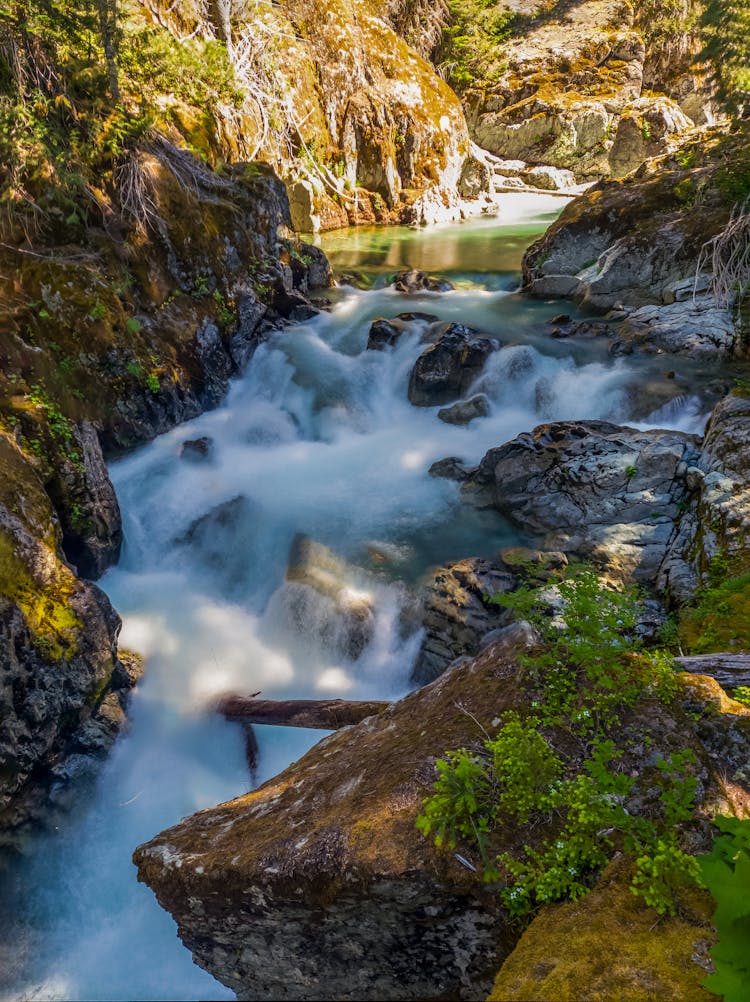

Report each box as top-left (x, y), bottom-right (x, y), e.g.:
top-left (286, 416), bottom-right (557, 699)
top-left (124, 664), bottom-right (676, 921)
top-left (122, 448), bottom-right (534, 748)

top-left (0, 194), bottom-right (720, 1001)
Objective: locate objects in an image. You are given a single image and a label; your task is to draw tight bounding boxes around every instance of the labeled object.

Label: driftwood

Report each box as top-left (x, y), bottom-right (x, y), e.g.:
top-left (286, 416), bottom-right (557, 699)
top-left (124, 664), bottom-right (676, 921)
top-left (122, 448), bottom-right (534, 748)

top-left (675, 653), bottom-right (750, 687)
top-left (216, 696), bottom-right (390, 731)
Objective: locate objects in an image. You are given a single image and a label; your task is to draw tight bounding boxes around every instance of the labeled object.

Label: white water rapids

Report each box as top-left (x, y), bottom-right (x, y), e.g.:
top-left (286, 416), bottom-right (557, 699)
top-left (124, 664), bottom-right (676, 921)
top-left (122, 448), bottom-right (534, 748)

top-left (2, 195), bottom-right (713, 1001)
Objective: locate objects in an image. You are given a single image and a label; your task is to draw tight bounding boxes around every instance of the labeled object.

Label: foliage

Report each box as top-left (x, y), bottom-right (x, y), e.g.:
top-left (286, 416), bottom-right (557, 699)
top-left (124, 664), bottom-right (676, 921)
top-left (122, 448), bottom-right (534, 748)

top-left (679, 573), bottom-right (750, 653)
top-left (417, 567), bottom-right (700, 918)
top-left (0, 0), bottom-right (238, 241)
top-left (435, 0), bottom-right (515, 89)
top-left (699, 816), bottom-right (750, 1000)
top-left (698, 0), bottom-right (750, 114)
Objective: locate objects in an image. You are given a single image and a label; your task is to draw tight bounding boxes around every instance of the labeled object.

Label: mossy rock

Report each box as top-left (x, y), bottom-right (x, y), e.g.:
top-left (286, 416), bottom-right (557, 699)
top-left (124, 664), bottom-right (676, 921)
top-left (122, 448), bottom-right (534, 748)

top-left (488, 859), bottom-right (716, 1001)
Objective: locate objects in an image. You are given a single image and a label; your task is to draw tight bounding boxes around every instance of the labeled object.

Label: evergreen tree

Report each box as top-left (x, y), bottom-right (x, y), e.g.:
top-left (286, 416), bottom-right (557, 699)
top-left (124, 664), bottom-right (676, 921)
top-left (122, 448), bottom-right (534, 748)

top-left (699, 0), bottom-right (750, 114)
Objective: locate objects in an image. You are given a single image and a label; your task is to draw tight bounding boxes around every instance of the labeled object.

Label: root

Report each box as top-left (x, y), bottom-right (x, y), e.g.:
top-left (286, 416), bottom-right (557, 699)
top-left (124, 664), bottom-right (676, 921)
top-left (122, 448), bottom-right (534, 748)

top-left (695, 197), bottom-right (750, 312)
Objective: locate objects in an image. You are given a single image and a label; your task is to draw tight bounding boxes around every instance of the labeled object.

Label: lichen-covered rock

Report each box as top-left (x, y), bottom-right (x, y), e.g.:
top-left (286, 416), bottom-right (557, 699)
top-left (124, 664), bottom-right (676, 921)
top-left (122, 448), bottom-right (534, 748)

top-left (661, 394), bottom-right (750, 598)
top-left (522, 133), bottom-right (746, 323)
top-left (408, 323), bottom-right (500, 407)
top-left (133, 628), bottom-right (543, 1001)
top-left (461, 420), bottom-right (701, 583)
top-left (609, 97), bottom-right (694, 177)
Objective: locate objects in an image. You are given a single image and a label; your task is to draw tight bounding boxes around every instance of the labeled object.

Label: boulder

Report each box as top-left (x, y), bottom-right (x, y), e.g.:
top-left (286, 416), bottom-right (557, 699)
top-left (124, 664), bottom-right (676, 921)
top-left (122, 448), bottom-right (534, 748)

top-left (367, 317), bottom-right (409, 351)
top-left (525, 165), bottom-right (576, 191)
top-left (389, 269), bottom-right (454, 294)
top-left (180, 436), bottom-right (213, 460)
top-left (428, 457), bottom-right (477, 482)
top-left (461, 421), bottom-right (702, 583)
top-left (411, 557), bottom-right (516, 685)
top-left (408, 324), bottom-right (500, 407)
top-left (438, 394), bottom-right (491, 426)
top-left (133, 628), bottom-right (541, 1001)
top-left (609, 97), bottom-right (694, 178)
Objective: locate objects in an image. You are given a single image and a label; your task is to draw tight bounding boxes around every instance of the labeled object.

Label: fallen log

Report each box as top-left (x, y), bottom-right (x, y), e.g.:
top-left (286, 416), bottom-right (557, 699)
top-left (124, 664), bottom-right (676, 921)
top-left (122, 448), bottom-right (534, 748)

top-left (215, 695), bottom-right (390, 730)
top-left (675, 653), bottom-right (750, 687)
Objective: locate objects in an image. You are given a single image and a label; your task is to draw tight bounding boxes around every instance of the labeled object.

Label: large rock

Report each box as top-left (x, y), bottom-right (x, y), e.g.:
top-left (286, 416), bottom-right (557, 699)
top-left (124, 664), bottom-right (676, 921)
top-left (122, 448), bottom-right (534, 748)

top-left (522, 135), bottom-right (746, 322)
top-left (408, 323), bottom-right (500, 407)
top-left (0, 432), bottom-right (136, 844)
top-left (609, 97), bottom-right (694, 178)
top-left (133, 627), bottom-right (541, 1001)
top-left (461, 420), bottom-right (701, 583)
top-left (411, 558), bottom-right (516, 684)
top-left (661, 394), bottom-right (750, 599)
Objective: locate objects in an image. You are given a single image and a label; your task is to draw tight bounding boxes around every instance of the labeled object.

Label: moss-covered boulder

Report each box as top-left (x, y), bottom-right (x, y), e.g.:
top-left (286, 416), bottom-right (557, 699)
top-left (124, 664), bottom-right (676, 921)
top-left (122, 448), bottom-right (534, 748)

top-left (488, 859), bottom-right (716, 1001)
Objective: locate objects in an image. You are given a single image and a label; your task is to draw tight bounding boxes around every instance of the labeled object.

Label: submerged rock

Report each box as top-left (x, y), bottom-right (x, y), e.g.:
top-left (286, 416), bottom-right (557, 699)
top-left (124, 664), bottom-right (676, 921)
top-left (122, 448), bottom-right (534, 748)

top-left (284, 534), bottom-right (375, 661)
top-left (389, 269), bottom-right (454, 294)
top-left (428, 456), bottom-right (477, 482)
top-left (408, 323), bottom-right (499, 407)
top-left (438, 394), bottom-right (491, 426)
top-left (180, 436), bottom-right (213, 461)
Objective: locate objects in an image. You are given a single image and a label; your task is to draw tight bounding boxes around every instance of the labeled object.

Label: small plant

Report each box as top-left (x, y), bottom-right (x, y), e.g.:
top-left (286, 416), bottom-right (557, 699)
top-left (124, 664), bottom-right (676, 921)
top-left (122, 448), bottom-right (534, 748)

top-left (125, 317), bottom-right (142, 334)
top-left (90, 302), bottom-right (108, 321)
top-left (145, 373), bottom-right (160, 393)
top-left (640, 120), bottom-right (652, 141)
top-left (731, 686), bottom-right (750, 707)
top-left (699, 816), bottom-right (750, 1000)
top-left (625, 464), bottom-right (638, 481)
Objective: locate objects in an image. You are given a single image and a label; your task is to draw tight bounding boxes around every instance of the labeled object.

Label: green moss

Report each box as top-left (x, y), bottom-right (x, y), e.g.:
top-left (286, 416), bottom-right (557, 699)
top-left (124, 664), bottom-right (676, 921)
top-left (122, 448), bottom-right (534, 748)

top-left (679, 574), bottom-right (750, 654)
top-left (489, 859), bottom-right (715, 1001)
top-left (0, 530), bottom-right (81, 660)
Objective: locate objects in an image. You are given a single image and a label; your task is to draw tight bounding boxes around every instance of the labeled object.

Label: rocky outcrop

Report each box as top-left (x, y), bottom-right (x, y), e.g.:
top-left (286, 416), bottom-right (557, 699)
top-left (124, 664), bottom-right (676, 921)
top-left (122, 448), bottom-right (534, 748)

top-left (460, 0), bottom-right (711, 183)
top-left (661, 394), bottom-right (750, 599)
top-left (411, 557), bottom-right (516, 684)
top-left (152, 0), bottom-right (473, 231)
top-left (461, 420), bottom-right (702, 584)
top-left (134, 621), bottom-right (745, 1000)
top-left (521, 133), bottom-right (747, 356)
top-left (408, 323), bottom-right (500, 406)
top-left (0, 431), bottom-right (138, 846)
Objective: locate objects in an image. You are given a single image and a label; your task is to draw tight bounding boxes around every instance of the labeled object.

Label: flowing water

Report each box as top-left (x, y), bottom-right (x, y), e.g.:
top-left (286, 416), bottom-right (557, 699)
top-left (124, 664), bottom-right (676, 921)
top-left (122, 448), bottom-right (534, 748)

top-left (0, 194), bottom-right (724, 1001)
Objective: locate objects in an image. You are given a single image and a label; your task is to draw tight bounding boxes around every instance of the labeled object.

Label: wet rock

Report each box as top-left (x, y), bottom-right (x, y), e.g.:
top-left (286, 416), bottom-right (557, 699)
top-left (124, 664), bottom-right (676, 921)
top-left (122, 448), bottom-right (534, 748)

top-left (394, 312), bottom-right (440, 324)
top-left (389, 269), bottom-right (454, 294)
top-left (611, 297), bottom-right (737, 358)
top-left (367, 317), bottom-right (409, 350)
top-left (284, 534), bottom-right (375, 661)
top-left (661, 394), bottom-right (750, 600)
top-left (438, 394), bottom-right (491, 425)
top-left (411, 557), bottom-right (516, 685)
top-left (408, 323), bottom-right (500, 407)
top-left (180, 436), bottom-right (213, 461)
top-left (462, 420), bottom-right (702, 584)
top-left (428, 457), bottom-right (477, 482)
top-left (47, 421), bottom-right (122, 581)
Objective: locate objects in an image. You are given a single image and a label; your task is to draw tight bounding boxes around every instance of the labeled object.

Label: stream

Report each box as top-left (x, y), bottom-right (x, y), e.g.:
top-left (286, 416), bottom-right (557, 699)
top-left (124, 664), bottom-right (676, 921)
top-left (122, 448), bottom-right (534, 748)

top-left (0, 194), bottom-right (721, 1001)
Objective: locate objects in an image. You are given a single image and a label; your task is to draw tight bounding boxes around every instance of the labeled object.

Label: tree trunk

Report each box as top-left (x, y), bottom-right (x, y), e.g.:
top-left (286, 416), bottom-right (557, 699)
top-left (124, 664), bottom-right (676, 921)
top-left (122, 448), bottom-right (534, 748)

top-left (215, 695), bottom-right (390, 730)
top-left (96, 0), bottom-right (120, 102)
top-left (675, 653), bottom-right (750, 687)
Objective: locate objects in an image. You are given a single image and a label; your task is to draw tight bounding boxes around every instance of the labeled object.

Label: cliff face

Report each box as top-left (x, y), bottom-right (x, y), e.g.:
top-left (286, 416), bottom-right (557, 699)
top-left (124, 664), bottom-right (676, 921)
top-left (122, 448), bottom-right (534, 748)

top-left (450, 0), bottom-right (714, 182)
top-left (144, 0), bottom-right (471, 229)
